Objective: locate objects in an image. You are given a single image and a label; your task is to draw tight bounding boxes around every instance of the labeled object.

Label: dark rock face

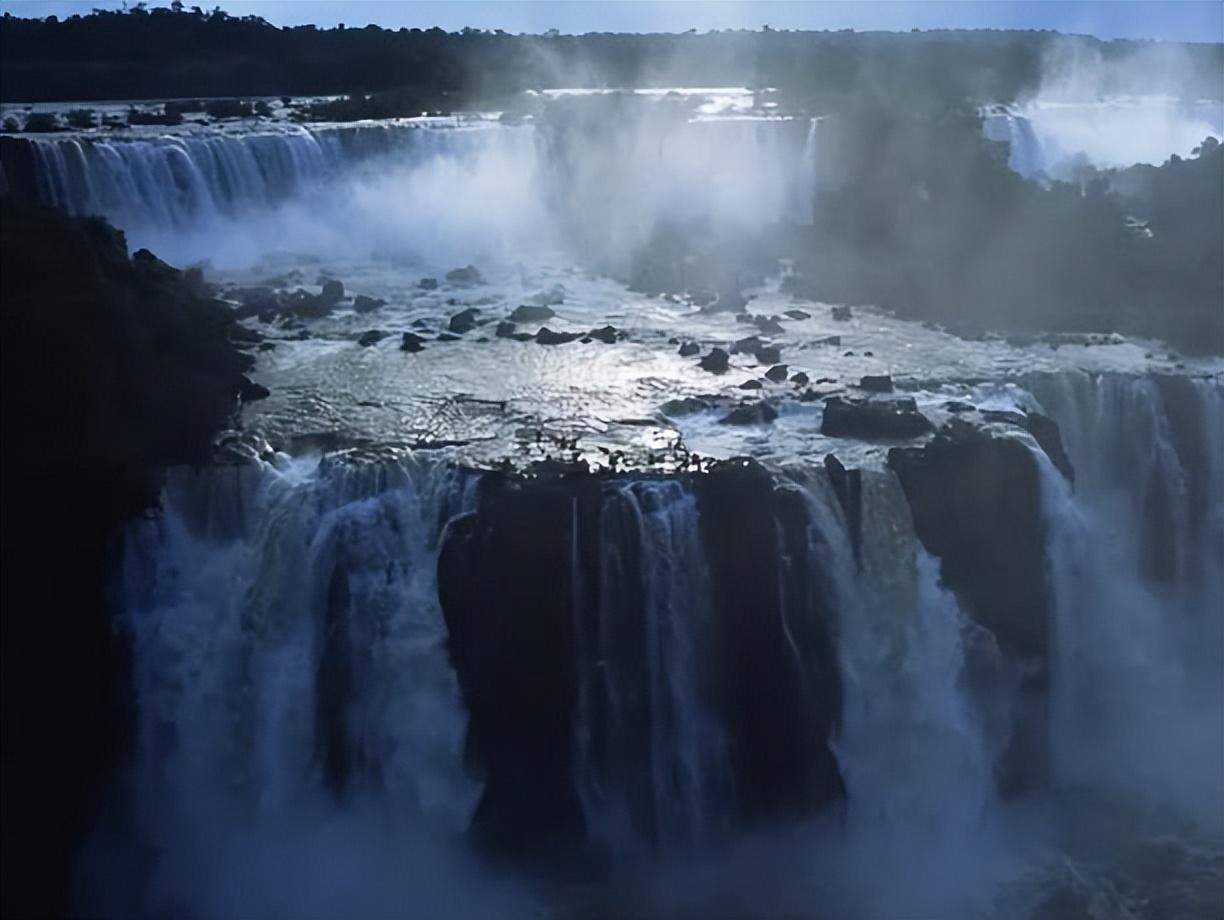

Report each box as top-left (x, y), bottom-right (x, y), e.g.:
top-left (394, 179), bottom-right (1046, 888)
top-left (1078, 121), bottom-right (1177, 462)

top-left (587, 325), bottom-right (619, 344)
top-left (888, 420), bottom-right (1063, 792)
top-left (754, 345), bottom-right (782, 365)
top-left (357, 330), bottom-right (387, 347)
top-left (319, 279), bottom-right (344, 306)
top-left (857, 374), bottom-right (894, 393)
top-left (400, 332), bottom-right (426, 352)
top-left (536, 327), bottom-right (583, 345)
top-left (0, 201), bottom-right (252, 919)
top-left (509, 303), bottom-right (556, 323)
top-left (791, 372), bottom-right (810, 386)
top-left (678, 341), bottom-right (700, 357)
top-left (821, 396), bottom-right (933, 440)
top-left (831, 306), bottom-right (853, 321)
top-left (352, 294), bottom-right (385, 313)
top-left (699, 348), bottom-right (730, 373)
top-left (731, 335), bottom-right (764, 355)
top-left (765, 364), bottom-right (789, 383)
top-left (436, 462), bottom-right (845, 860)
top-left (719, 401), bottom-right (778, 425)
top-left (449, 307), bottom-right (481, 334)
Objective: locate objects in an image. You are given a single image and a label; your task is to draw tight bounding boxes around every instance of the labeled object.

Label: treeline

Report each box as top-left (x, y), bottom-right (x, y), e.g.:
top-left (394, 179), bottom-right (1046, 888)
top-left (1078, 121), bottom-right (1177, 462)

top-left (2, 4), bottom-right (1222, 104)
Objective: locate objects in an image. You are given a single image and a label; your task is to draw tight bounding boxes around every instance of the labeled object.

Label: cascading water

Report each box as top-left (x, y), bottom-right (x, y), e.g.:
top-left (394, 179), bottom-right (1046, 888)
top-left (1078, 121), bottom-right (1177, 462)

top-left (97, 456), bottom-right (538, 920)
top-left (10, 112), bottom-right (822, 267)
top-left (1028, 372), bottom-right (1224, 825)
top-left (574, 480), bottom-right (730, 858)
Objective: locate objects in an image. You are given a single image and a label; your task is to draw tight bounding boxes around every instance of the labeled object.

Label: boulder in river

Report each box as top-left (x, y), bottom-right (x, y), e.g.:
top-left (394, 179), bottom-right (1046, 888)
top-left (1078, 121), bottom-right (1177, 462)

top-left (821, 396), bottom-right (933, 440)
top-left (857, 375), bottom-right (894, 393)
top-left (785, 309), bottom-right (811, 321)
top-left (319, 279), bottom-right (344, 307)
top-left (753, 315), bottom-right (785, 335)
top-left (353, 294), bottom-right (385, 313)
top-left (509, 303), bottom-right (556, 323)
top-left (418, 277), bottom-right (439, 291)
top-left (754, 345), bottom-right (782, 365)
top-left (536, 327), bottom-right (583, 346)
top-left (400, 332), bottom-right (426, 353)
top-left (587, 325), bottom-right (619, 344)
top-left (732, 335), bottom-right (765, 354)
top-left (678, 341), bottom-right (700, 357)
top-left (831, 306), bottom-right (853, 322)
top-left (357, 330), bottom-right (387, 347)
top-left (765, 365), bottom-right (789, 383)
top-left (699, 348), bottom-right (730, 373)
top-left (446, 265), bottom-right (485, 286)
top-left (449, 307), bottom-right (481, 334)
top-left (720, 402), bottom-right (778, 425)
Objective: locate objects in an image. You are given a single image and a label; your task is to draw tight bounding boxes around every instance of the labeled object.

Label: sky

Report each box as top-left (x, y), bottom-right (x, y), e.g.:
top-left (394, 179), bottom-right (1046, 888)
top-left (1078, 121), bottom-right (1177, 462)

top-left (1, 0), bottom-right (1221, 43)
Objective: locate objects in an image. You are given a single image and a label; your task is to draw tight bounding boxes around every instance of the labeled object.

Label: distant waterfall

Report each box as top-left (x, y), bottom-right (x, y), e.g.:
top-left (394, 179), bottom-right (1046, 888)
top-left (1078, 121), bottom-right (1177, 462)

top-left (982, 106), bottom-right (1049, 180)
top-left (788, 116), bottom-right (820, 224)
top-left (23, 122), bottom-right (529, 234)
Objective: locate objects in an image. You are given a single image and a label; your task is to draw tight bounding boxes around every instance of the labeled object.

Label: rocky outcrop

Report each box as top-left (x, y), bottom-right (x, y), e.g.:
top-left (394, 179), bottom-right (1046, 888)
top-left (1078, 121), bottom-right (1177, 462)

top-left (436, 460), bottom-right (845, 860)
top-left (887, 419), bottom-right (1066, 794)
top-left (0, 201), bottom-right (255, 918)
top-left (822, 396), bottom-right (934, 440)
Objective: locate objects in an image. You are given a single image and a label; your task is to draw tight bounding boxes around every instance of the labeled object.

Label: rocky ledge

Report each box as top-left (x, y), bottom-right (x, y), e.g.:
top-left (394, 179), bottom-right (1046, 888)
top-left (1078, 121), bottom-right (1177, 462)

top-left (0, 201), bottom-right (258, 918)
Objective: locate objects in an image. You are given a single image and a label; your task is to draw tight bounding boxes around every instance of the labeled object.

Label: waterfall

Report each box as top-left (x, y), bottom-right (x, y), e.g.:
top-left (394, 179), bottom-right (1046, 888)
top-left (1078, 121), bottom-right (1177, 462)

top-left (1029, 372), bottom-right (1224, 828)
top-left (10, 114), bottom-right (821, 266)
top-left (574, 480), bottom-right (730, 858)
top-left (106, 455), bottom-right (527, 919)
top-left (982, 106), bottom-right (1050, 180)
top-left (788, 117), bottom-right (819, 224)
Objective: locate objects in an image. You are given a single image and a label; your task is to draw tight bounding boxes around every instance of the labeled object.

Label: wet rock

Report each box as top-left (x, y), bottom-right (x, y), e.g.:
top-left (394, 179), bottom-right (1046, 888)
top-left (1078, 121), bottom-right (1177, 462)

top-left (821, 396), bottom-right (933, 440)
top-left (536, 327), bottom-right (583, 346)
top-left (660, 396), bottom-right (712, 416)
top-left (400, 332), bottom-right (426, 353)
top-left (449, 307), bottom-right (481, 334)
top-left (791, 371), bottom-right (810, 386)
top-left (944, 400), bottom-right (976, 413)
top-left (238, 377), bottom-right (270, 402)
top-left (352, 294), bottom-right (386, 313)
top-left (496, 321), bottom-right (517, 338)
top-left (698, 348), bottom-right (730, 374)
top-left (816, 335), bottom-right (841, 346)
top-left (509, 303), bottom-right (556, 323)
top-left (286, 289), bottom-right (332, 319)
top-left (418, 277), bottom-right (439, 290)
top-left (720, 402), bottom-right (778, 425)
top-left (831, 306), bottom-right (853, 322)
top-left (587, 325), bottom-right (618, 344)
top-left (258, 342), bottom-right (276, 352)
top-left (753, 315), bottom-right (785, 335)
top-left (511, 332), bottom-right (534, 342)
top-left (437, 332), bottom-right (461, 342)
top-left (446, 265), bottom-right (485, 286)
top-left (754, 345), bottom-right (782, 365)
top-left (765, 365), bottom-right (789, 383)
top-left (863, 351), bottom-right (874, 357)
top-left (678, 341), bottom-right (700, 357)
top-left (319, 279), bottom-right (344, 307)
top-left (785, 309), bottom-right (811, 321)
top-left (857, 375), bottom-right (893, 393)
top-left (357, 330), bottom-right (387, 347)
top-left (731, 335), bottom-right (765, 355)
top-left (740, 379), bottom-right (763, 390)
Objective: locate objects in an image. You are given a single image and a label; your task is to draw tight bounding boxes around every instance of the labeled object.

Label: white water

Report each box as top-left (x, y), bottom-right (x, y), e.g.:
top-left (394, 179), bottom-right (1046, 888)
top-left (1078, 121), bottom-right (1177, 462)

top-left (1031, 373), bottom-right (1224, 826)
top-left (98, 456), bottom-right (542, 920)
top-left (983, 97), bottom-right (1224, 180)
top-left (575, 480), bottom-right (730, 858)
top-left (19, 112), bottom-right (819, 268)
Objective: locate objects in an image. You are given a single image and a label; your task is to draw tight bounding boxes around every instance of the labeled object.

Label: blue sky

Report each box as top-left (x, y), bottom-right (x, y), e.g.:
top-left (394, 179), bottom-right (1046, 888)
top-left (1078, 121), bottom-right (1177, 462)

top-left (2, 0), bottom-right (1222, 42)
